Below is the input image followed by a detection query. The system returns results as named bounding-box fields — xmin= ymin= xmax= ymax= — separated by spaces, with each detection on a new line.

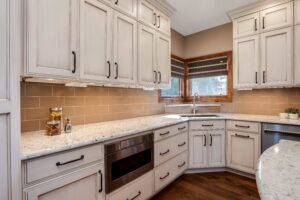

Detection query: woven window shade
xmin=171 ymin=58 xmax=185 ymax=78
xmin=188 ymin=56 xmax=228 ymax=79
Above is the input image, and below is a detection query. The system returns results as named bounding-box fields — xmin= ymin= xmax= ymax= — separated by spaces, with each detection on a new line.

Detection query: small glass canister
xmin=49 ymin=107 xmax=63 ymax=129
xmin=46 ymin=120 xmax=61 ymax=136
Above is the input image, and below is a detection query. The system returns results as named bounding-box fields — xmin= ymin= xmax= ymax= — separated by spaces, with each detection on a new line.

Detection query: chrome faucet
xmin=192 ymin=93 xmax=199 ymax=114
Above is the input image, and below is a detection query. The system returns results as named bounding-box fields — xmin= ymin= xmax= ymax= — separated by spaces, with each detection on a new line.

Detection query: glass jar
xmin=49 ymin=107 xmax=63 ymax=132
xmin=46 ymin=120 xmax=61 ymax=136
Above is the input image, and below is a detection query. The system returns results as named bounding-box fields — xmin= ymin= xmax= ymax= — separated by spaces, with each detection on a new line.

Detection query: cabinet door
xmin=296 ymin=0 xmax=300 ymax=25
xmin=208 ymin=131 xmax=225 ymax=167
xmin=295 ymin=25 xmax=300 ymax=86
xmin=138 ymin=24 xmax=157 ymax=87
xmin=234 ymin=35 xmax=260 ymax=88
xmin=233 ymin=12 xmax=259 ymax=38
xmin=261 ymin=27 xmax=292 ymax=87
xmin=156 ymin=11 xmax=171 ymax=36
xmin=113 ymin=11 xmax=137 ymax=84
xmin=26 ymin=0 xmax=78 ymax=78
xmin=189 ymin=131 xmax=208 ymax=168
xmin=113 ymin=0 xmax=137 ymax=18
xmin=226 ymin=131 xmax=260 ymax=174
xmin=80 ymin=0 xmax=112 ymax=82
xmin=138 ymin=0 xmax=156 ymax=28
xmin=25 ymin=163 xmax=104 ymax=200
xmin=260 ymin=2 xmax=293 ymax=32
xmin=156 ymin=33 xmax=171 ymax=88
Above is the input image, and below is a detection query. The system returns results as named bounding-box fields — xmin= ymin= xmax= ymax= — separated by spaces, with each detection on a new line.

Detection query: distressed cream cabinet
xmin=231 ymin=1 xmax=294 ymax=89
xmin=0 ymin=0 xmax=21 ymax=200
xmin=112 ymin=0 xmax=137 ymax=19
xmin=295 ymin=25 xmax=300 ymax=85
xmin=296 ymin=0 xmax=300 ymax=24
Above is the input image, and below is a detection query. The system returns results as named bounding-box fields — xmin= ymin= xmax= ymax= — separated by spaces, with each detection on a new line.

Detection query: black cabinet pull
xmin=107 ymin=61 xmax=111 ymax=79
xmin=160 ymin=149 xmax=170 ymax=156
xmin=56 ymin=155 xmax=84 ymax=166
xmin=235 ymin=134 xmax=250 ymax=139
xmin=72 ymin=51 xmax=76 ymax=74
xmin=115 ymin=0 xmax=118 ymax=5
xmin=98 ymin=170 xmax=103 ymax=193
xmin=235 ymin=124 xmax=250 ymax=129
xmin=263 ymin=71 xmax=266 ymax=83
xmin=204 ymin=135 xmax=206 ymax=146
xmin=160 ymin=131 xmax=170 ymax=136
xmin=160 ymin=172 xmax=170 ymax=180
xmin=254 ymin=19 xmax=258 ymax=31
xmin=202 ymin=124 xmax=214 ymax=127
xmin=115 ymin=62 xmax=118 ymax=79
xmin=158 ymin=71 xmax=161 ymax=84
xmin=153 ymin=13 xmax=157 ymax=26
xmin=158 ymin=15 xmax=161 ymax=28
xmin=127 ymin=191 xmax=141 ymax=200
xmin=210 ymin=135 xmax=212 ymax=146
xmin=262 ymin=17 xmax=265 ymax=29
xmin=178 ymin=142 xmax=186 ymax=147
xmin=153 ymin=70 xmax=157 ymax=83
xmin=178 ymin=161 xmax=186 ymax=168
xmin=178 ymin=126 xmax=186 ymax=131
xmin=255 ymin=72 xmax=258 ymax=84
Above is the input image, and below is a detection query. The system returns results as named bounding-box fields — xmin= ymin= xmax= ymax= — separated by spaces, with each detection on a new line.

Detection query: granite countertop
xmin=256 ymin=140 xmax=300 ymax=200
xmin=21 ymin=113 xmax=300 ymax=161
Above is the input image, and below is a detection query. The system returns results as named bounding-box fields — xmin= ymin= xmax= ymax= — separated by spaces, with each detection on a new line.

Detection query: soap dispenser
xmin=64 ymin=118 xmax=72 ymax=133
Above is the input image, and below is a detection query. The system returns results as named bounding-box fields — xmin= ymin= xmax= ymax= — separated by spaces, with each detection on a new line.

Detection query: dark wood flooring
xmin=151 ymin=172 xmax=260 ymax=200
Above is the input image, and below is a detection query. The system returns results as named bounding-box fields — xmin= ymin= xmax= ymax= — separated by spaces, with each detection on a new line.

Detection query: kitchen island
xmin=256 ymin=140 xmax=300 ymax=200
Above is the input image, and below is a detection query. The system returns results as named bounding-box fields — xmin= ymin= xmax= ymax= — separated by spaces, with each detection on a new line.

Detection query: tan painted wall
xmin=171 ymin=29 xmax=185 ymax=57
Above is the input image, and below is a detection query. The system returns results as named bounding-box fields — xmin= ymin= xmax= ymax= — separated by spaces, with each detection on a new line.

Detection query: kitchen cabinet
xmin=260 ymin=2 xmax=293 ymax=32
xmin=226 ymin=131 xmax=260 ymax=174
xmin=260 ymin=27 xmax=293 ymax=87
xmin=296 ymin=0 xmax=300 ymax=25
xmin=295 ymin=25 xmax=300 ymax=85
xmin=156 ymin=10 xmax=171 ymax=36
xmin=156 ymin=33 xmax=171 ymax=88
xmin=234 ymin=35 xmax=260 ymax=88
xmin=113 ymin=0 xmax=137 ymax=19
xmin=138 ymin=24 xmax=157 ymax=87
xmin=24 ymin=163 xmax=105 ymax=200
xmin=233 ymin=12 xmax=259 ymax=38
xmin=189 ymin=131 xmax=208 ymax=168
xmin=26 ymin=0 xmax=79 ymax=78
xmin=113 ymin=11 xmax=137 ymax=84
xmin=208 ymin=131 xmax=225 ymax=167
xmin=80 ymin=0 xmax=112 ymax=82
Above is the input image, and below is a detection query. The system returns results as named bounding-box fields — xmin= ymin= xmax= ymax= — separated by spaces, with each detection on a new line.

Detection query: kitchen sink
xmin=180 ymin=114 xmax=221 ymax=118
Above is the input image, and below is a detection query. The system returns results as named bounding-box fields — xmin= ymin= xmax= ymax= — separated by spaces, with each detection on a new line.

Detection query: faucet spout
xmin=192 ymin=93 xmax=199 ymax=114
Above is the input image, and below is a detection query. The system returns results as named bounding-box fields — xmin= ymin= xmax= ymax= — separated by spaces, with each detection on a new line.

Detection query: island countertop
xmin=256 ymin=140 xmax=300 ymax=200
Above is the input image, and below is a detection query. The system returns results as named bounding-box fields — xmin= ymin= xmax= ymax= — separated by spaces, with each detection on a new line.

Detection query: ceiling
xmin=165 ymin=0 xmax=258 ymax=36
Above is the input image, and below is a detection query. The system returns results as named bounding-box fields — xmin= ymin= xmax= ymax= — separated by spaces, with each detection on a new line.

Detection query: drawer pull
xmin=210 ymin=135 xmax=212 ymax=146
xmin=204 ymin=135 xmax=207 ymax=146
xmin=178 ymin=161 xmax=186 ymax=168
xmin=98 ymin=170 xmax=103 ymax=193
xmin=202 ymin=124 xmax=214 ymax=127
xmin=160 ymin=131 xmax=170 ymax=136
xmin=178 ymin=126 xmax=186 ymax=131
xmin=160 ymin=149 xmax=170 ymax=156
xmin=235 ymin=124 xmax=250 ymax=129
xmin=56 ymin=155 xmax=84 ymax=167
xmin=178 ymin=142 xmax=186 ymax=147
xmin=160 ymin=172 xmax=170 ymax=180
xmin=127 ymin=191 xmax=141 ymax=200
xmin=235 ymin=134 xmax=250 ymax=139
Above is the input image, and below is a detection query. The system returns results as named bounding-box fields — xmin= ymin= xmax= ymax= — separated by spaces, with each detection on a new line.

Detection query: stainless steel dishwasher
xmin=262 ymin=123 xmax=300 ymax=152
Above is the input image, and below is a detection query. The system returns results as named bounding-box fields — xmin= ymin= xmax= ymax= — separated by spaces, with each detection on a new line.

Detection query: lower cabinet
xmin=226 ymin=131 xmax=260 ymax=174
xmin=189 ymin=130 xmax=225 ymax=168
xmin=24 ymin=163 xmax=104 ymax=200
xmin=106 ymin=171 xmax=154 ymax=200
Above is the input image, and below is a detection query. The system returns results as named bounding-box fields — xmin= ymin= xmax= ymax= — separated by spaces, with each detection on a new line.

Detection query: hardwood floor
xmin=151 ymin=172 xmax=260 ymax=200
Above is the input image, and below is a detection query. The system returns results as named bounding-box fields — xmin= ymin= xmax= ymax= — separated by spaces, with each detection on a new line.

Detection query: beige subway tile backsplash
xmin=21 ymin=82 xmax=165 ymax=132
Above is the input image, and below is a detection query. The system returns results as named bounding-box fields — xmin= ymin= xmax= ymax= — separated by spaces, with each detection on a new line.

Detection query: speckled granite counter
xmin=256 ymin=140 xmax=300 ymax=200
xmin=21 ymin=113 xmax=300 ymax=160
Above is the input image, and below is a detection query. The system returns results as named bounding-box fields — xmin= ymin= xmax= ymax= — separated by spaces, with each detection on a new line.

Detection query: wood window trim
xmin=159 ymin=51 xmax=233 ymax=103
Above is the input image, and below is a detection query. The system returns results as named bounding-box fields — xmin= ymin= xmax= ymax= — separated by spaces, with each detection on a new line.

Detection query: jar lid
xmin=46 ymin=120 xmax=60 ymax=125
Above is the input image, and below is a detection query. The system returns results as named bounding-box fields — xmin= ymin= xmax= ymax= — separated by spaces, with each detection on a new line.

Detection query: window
xmin=190 ymin=75 xmax=227 ymax=96
xmin=161 ymin=77 xmax=182 ymax=97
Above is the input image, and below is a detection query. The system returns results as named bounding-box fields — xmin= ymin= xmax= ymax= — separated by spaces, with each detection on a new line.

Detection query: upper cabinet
xmin=233 ymin=13 xmax=259 ymax=38
xmin=294 ymin=25 xmax=300 ymax=85
xmin=26 ymin=0 xmax=79 ymax=78
xmin=80 ymin=0 xmax=112 ymax=82
xmin=156 ymin=10 xmax=171 ymax=36
xmin=260 ymin=2 xmax=293 ymax=32
xmin=156 ymin=33 xmax=171 ymax=88
xmin=296 ymin=0 xmax=300 ymax=24
xmin=113 ymin=0 xmax=137 ymax=18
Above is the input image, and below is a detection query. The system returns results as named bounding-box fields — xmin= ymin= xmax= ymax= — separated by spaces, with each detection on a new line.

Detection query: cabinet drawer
xmin=154 ymin=151 xmax=188 ymax=192
xmin=154 ymin=132 xmax=188 ymax=167
xmin=226 ymin=120 xmax=260 ymax=133
xmin=154 ymin=122 xmax=188 ymax=141
xmin=189 ymin=120 xmax=225 ymax=130
xmin=24 ymin=144 xmax=103 ymax=184
xmin=107 ymin=171 xmax=154 ymax=200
